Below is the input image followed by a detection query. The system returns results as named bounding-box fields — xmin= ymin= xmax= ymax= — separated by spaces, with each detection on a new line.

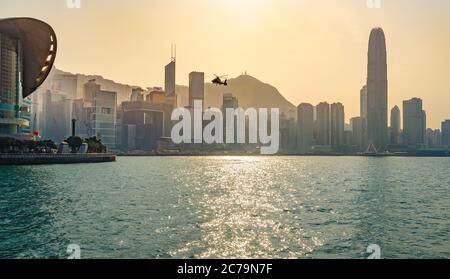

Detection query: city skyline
xmin=2 ymin=0 xmax=450 ymax=128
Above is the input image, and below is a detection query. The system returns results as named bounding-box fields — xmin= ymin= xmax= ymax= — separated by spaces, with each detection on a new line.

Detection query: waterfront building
xmin=222 ymin=93 xmax=239 ymax=110
xmin=330 ymin=103 xmax=345 ymax=151
xmin=164 ymin=55 xmax=177 ymax=108
xmin=41 ymin=90 xmax=73 ymax=142
xmin=0 ymin=18 xmax=56 ymax=137
xmin=442 ymin=120 xmax=450 ymax=148
xmin=189 ymin=72 xmax=204 ymax=108
xmin=403 ymin=98 xmax=426 ymax=149
xmin=390 ymin=105 xmax=401 ymax=146
xmin=297 ymin=103 xmax=314 ymax=154
xmin=222 ymin=93 xmax=239 ymax=146
xmin=350 ymin=117 xmax=365 ymax=151
xmin=315 ymin=102 xmax=330 ymax=146
xmin=71 ymin=81 xmax=117 ymax=149
xmin=165 ymin=60 xmax=176 ymax=97
xmin=426 ymin=129 xmax=442 ymax=148
xmin=366 ymin=28 xmax=388 ymax=151
xmin=121 ymin=88 xmax=174 ymax=151
xmin=92 ymin=90 xmax=117 ymax=149
xmin=360 ymin=85 xmax=367 ymax=120
xmin=280 ymin=114 xmax=296 ymax=152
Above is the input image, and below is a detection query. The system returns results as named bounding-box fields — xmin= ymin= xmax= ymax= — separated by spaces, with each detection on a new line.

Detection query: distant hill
xmin=51 ymin=68 xmax=134 ymax=103
xmin=45 ymin=68 xmax=296 ymax=118
xmin=176 ymin=75 xmax=296 ymax=118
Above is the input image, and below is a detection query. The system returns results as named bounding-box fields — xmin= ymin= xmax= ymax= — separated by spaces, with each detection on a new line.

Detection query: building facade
xmin=442 ymin=120 xmax=450 ymax=148
xmin=0 ymin=32 xmax=25 ymax=135
xmin=297 ymin=103 xmax=314 ymax=154
xmin=360 ymin=85 xmax=367 ymax=120
xmin=390 ymin=105 xmax=401 ymax=145
xmin=189 ymin=72 xmax=204 ymax=108
xmin=351 ymin=117 xmax=365 ymax=151
xmin=165 ymin=61 xmax=176 ymax=97
xmin=330 ymin=103 xmax=345 ymax=151
xmin=92 ymin=90 xmax=117 ymax=148
xmin=403 ymin=98 xmax=426 ymax=149
xmin=315 ymin=102 xmax=330 ymax=146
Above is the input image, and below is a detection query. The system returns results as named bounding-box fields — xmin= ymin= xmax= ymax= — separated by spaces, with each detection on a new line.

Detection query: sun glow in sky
xmin=2 ymin=0 xmax=450 ymax=128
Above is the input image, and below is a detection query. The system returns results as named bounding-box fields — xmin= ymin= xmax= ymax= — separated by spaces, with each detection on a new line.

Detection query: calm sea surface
xmin=0 ymin=157 xmax=449 ymax=259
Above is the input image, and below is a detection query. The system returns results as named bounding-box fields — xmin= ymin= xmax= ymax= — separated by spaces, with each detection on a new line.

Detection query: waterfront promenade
xmin=0 ymin=153 xmax=116 ymax=165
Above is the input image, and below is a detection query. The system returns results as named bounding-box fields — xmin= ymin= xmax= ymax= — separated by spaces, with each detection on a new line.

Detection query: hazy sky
xmin=2 ymin=0 xmax=450 ymax=128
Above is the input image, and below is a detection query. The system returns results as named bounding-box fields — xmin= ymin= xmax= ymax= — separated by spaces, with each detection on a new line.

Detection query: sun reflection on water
xmin=170 ymin=157 xmax=325 ymax=258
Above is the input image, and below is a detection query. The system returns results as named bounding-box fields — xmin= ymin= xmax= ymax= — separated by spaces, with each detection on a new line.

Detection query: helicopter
xmin=211 ymin=74 xmax=228 ymax=86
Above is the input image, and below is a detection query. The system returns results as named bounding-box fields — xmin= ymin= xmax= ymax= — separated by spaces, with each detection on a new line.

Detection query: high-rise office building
xmin=297 ymin=103 xmax=314 ymax=154
xmin=426 ymin=129 xmax=441 ymax=148
xmin=403 ymin=98 xmax=426 ymax=149
xmin=315 ymin=102 xmax=330 ymax=146
xmin=366 ymin=28 xmax=388 ymax=151
xmin=280 ymin=114 xmax=297 ymax=152
xmin=350 ymin=117 xmax=365 ymax=150
xmin=222 ymin=93 xmax=238 ymax=110
xmin=91 ymin=90 xmax=117 ymax=149
xmin=330 ymin=103 xmax=345 ymax=151
xmin=42 ymin=90 xmax=73 ymax=143
xmin=83 ymin=79 xmax=101 ymax=104
xmin=78 ymin=81 xmax=117 ymax=149
xmin=165 ymin=61 xmax=176 ymax=97
xmin=222 ymin=93 xmax=239 ymax=145
xmin=189 ymin=72 xmax=204 ymax=108
xmin=441 ymin=120 xmax=450 ymax=148
xmin=165 ymin=55 xmax=177 ymax=107
xmin=360 ymin=85 xmax=367 ymax=120
xmin=390 ymin=105 xmax=401 ymax=145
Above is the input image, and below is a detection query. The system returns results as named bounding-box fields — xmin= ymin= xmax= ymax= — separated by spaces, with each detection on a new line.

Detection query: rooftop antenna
xmin=171 ymin=43 xmax=176 ymax=62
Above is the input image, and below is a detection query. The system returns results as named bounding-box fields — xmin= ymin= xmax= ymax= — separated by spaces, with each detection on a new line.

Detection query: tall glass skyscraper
xmin=366 ymin=28 xmax=388 ymax=152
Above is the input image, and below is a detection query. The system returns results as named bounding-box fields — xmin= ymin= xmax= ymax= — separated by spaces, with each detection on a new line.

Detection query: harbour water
xmin=0 ymin=157 xmax=449 ymax=259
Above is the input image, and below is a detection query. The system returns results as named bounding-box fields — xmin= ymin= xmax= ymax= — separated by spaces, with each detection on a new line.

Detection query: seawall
xmin=0 ymin=153 xmax=116 ymax=165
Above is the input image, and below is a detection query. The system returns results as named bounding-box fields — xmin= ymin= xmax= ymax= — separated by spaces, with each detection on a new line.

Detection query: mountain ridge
xmin=49 ymin=68 xmax=296 ymax=117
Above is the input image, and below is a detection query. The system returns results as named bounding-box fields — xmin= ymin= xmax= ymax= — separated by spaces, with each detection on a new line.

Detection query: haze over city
xmin=1 ymin=0 xmax=450 ymax=263
xmin=2 ymin=0 xmax=450 ymax=128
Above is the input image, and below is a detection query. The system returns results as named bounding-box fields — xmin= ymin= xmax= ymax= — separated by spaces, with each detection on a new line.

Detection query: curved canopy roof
xmin=0 ymin=18 xmax=57 ymax=98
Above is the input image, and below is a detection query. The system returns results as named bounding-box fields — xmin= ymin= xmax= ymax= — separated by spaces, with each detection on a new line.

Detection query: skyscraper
xmin=360 ymin=85 xmax=367 ymax=120
xmin=189 ymin=72 xmax=204 ymax=108
xmin=441 ymin=120 xmax=450 ymax=148
xmin=330 ymin=103 xmax=345 ymax=151
xmin=366 ymin=28 xmax=388 ymax=151
xmin=350 ymin=117 xmax=365 ymax=150
xmin=403 ymin=98 xmax=426 ymax=149
xmin=297 ymin=103 xmax=314 ymax=154
xmin=390 ymin=105 xmax=401 ymax=145
xmin=426 ymin=129 xmax=441 ymax=148
xmin=222 ymin=93 xmax=239 ymax=145
xmin=80 ymin=81 xmax=117 ymax=149
xmin=315 ymin=102 xmax=330 ymax=146
xmin=165 ymin=61 xmax=176 ymax=97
